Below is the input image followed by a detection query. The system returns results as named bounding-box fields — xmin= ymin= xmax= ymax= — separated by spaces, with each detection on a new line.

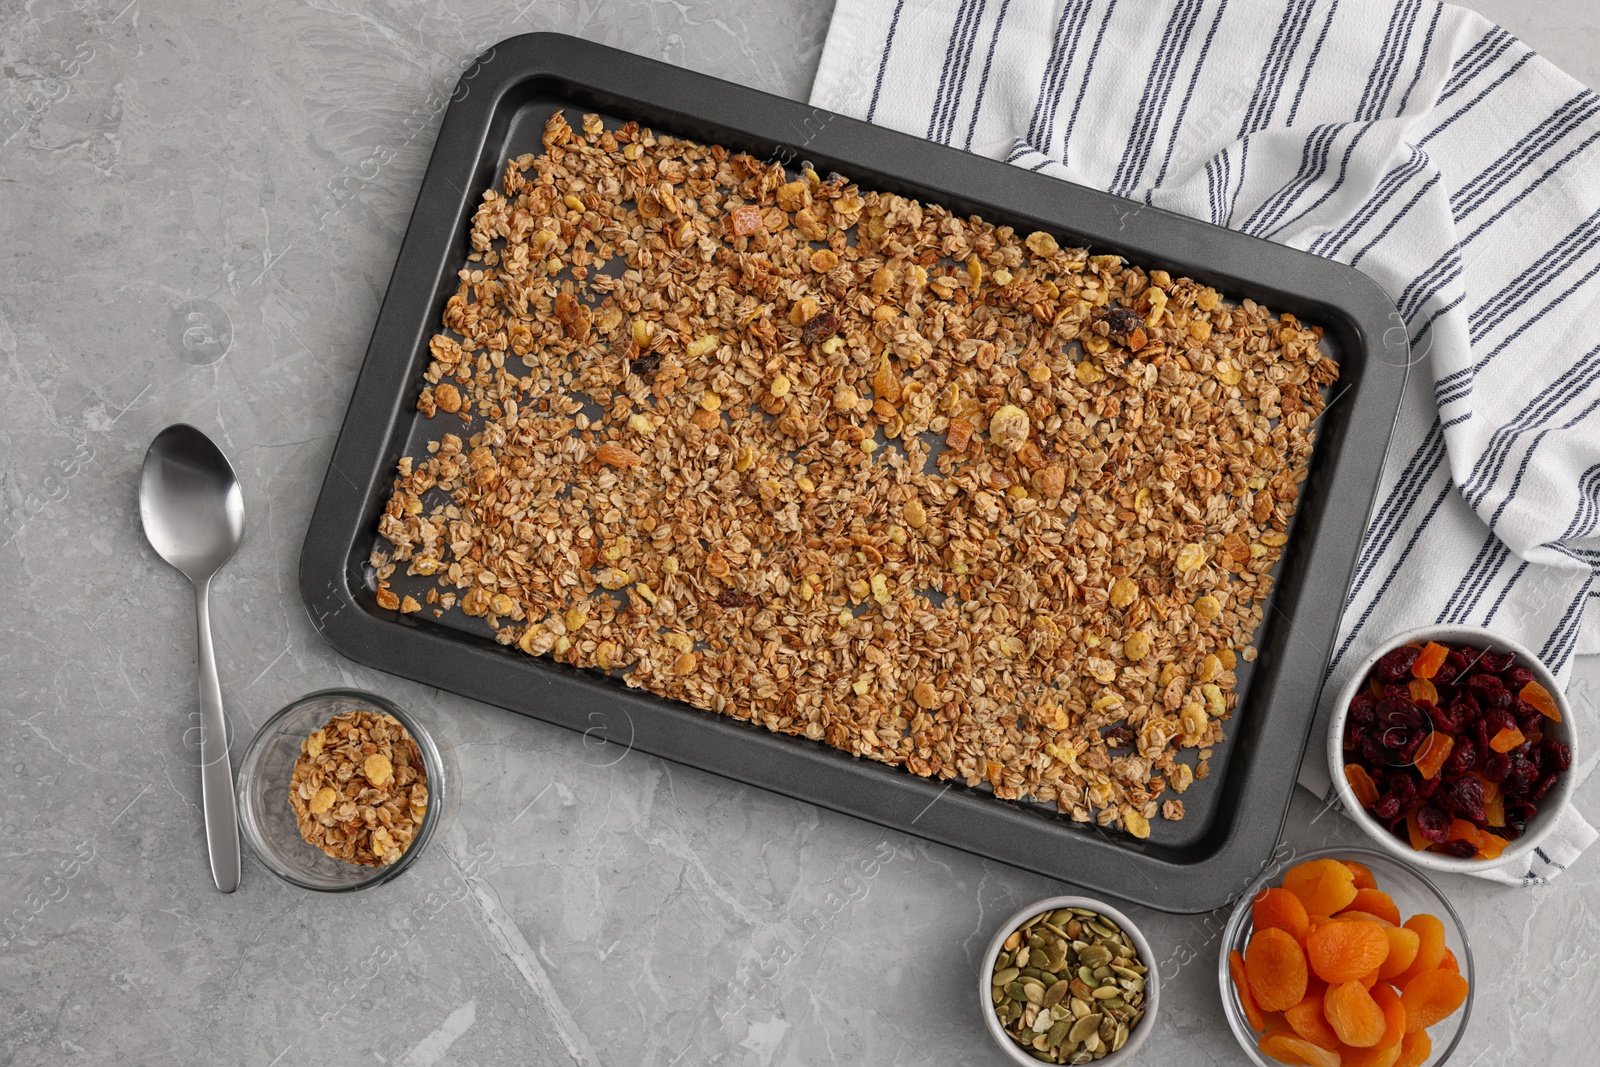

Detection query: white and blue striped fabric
xmin=812 ymin=0 xmax=1598 ymax=883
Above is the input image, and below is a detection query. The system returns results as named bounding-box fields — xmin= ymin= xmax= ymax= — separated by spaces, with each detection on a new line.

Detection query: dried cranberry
xmin=1502 ymin=814 xmax=1525 ymax=840
xmin=1372 ymin=794 xmax=1403 ymax=821
xmin=1507 ymin=666 xmax=1535 ymax=688
xmin=1415 ymin=806 xmax=1451 ymax=843
xmin=1486 ymin=687 xmax=1512 ymax=709
xmin=1381 ymin=682 xmax=1413 ymax=701
xmin=1395 ymin=732 xmax=1427 ymax=764
xmin=1530 ymin=773 xmax=1560 ymax=803
xmin=1444 ymin=736 xmax=1477 ymax=778
xmin=1374 ymin=646 xmax=1421 ymax=682
xmin=1467 ymin=672 xmax=1503 ymax=696
xmin=1504 ymin=757 xmax=1539 ymax=795
xmin=1480 ymin=650 xmax=1517 ymax=672
xmin=1513 ymin=703 xmax=1545 ymax=734
xmin=1439 ymin=776 xmax=1485 ymax=822
xmin=1360 ymin=736 xmax=1390 ymax=767
xmin=1430 ymin=839 xmax=1479 ymax=858
xmin=800 ymin=309 xmax=839 ymax=345
xmin=1471 ymin=717 xmax=1492 ymax=755
xmin=1508 ymin=799 xmax=1539 ymax=823
xmin=1441 ymin=650 xmax=1470 ymax=682
xmin=1344 ymin=719 xmax=1364 ymax=751
xmin=1388 ymin=773 xmax=1420 ymax=811
xmin=1481 ymin=750 xmax=1511 ymax=783
xmin=1417 ymin=772 xmax=1442 ymax=799
xmin=1483 ymin=706 xmax=1516 ymax=736
xmin=1349 ymin=693 xmax=1377 ymax=725
xmin=1546 ymin=741 xmax=1573 ymax=772
xmin=1433 ymin=695 xmax=1472 ymax=732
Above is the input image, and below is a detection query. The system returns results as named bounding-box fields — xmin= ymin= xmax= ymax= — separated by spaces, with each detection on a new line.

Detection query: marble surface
xmin=3 ymin=1 xmax=1598 ymax=1064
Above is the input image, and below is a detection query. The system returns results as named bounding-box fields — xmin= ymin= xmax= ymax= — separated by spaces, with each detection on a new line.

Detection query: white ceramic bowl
xmin=978 ymin=896 xmax=1159 ymax=1066
xmin=1327 ymin=624 xmax=1578 ymax=874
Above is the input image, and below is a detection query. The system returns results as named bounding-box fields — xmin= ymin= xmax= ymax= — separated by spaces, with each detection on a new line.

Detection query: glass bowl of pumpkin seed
xmin=979 ymin=896 xmax=1158 ymax=1065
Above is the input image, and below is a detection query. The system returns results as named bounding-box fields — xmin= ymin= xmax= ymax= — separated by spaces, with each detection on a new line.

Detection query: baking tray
xmin=299 ymin=32 xmax=1407 ymax=913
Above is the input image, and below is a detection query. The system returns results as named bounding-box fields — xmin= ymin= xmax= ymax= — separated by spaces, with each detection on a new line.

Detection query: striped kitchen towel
xmin=811 ymin=0 xmax=1598 ymax=884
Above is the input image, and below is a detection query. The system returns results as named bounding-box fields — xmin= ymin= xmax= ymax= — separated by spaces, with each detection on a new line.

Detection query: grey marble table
xmin=3 ymin=1 xmax=1598 ymax=1064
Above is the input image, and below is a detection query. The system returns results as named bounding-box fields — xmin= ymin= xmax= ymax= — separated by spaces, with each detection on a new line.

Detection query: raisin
xmin=716 ymin=589 xmax=759 ymax=608
xmin=1375 ymin=646 xmax=1421 ymax=682
xmin=630 ymin=350 xmax=664 ymax=381
xmin=1104 ymin=307 xmax=1146 ymax=346
xmin=800 ymin=309 xmax=838 ymax=345
xmin=1415 ymin=806 xmax=1450 ymax=843
xmin=1103 ymin=725 xmax=1135 ymax=749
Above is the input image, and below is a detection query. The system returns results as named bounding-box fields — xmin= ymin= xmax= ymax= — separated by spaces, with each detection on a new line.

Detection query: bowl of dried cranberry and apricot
xmin=1328 ymin=625 xmax=1578 ymax=873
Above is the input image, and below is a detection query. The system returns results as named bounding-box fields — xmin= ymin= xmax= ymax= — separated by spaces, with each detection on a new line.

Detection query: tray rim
xmin=298 ymin=31 xmax=1408 ymax=913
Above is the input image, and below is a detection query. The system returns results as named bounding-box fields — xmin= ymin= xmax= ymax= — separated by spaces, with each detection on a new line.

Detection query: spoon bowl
xmin=139 ymin=425 xmax=245 ymax=581
xmin=139 ymin=423 xmax=246 ymax=893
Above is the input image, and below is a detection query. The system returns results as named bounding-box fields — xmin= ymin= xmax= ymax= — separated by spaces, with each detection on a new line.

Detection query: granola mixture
xmin=373 ymin=111 xmax=1335 ymax=837
xmin=289 ymin=710 xmax=429 ymax=866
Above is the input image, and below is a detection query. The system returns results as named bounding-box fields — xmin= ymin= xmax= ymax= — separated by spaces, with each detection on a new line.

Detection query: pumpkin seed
xmin=1068 ymin=1014 xmax=1101 ymax=1043
xmin=1109 ymin=964 xmax=1140 ymax=981
xmin=1069 ymin=1053 xmax=1093 ymax=1066
xmin=1023 ymin=981 xmax=1046 ymax=1005
xmin=1031 ymin=1008 xmax=1054 ymax=1033
xmin=1046 ymin=1019 xmax=1071 ymax=1049
xmin=1083 ymin=1031 xmax=1102 ymax=1054
xmin=1112 ymin=1022 xmax=1128 ymax=1052
xmin=1079 ymin=944 xmax=1112 ymax=969
xmin=993 ymin=967 xmax=1020 ymax=986
xmin=1006 ymin=982 xmax=1028 ymax=1001
xmin=1091 ymin=986 xmax=1120 ymax=1000
xmin=1043 ymin=979 xmax=1069 ymax=1007
xmin=1070 ymin=997 xmax=1091 ymax=1018
xmin=1015 ymin=946 xmax=1031 ymax=968
xmin=1020 ymin=967 xmax=1045 ymax=981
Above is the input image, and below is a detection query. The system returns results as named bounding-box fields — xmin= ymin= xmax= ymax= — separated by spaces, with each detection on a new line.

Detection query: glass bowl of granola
xmin=236 ymin=689 xmax=446 ymax=892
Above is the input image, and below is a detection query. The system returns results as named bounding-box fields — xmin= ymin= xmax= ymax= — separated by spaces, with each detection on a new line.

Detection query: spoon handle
xmin=194 ymin=579 xmax=241 ymax=893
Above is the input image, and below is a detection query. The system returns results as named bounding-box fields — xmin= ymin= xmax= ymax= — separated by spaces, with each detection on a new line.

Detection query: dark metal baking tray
xmin=299 ymin=32 xmax=1406 ymax=913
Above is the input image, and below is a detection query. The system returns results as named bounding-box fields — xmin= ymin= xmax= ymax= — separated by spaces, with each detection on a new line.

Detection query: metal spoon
xmin=139 ymin=424 xmax=244 ymax=893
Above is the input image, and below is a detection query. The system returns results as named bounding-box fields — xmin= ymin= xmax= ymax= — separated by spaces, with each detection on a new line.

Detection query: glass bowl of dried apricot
xmin=1221 ymin=848 xmax=1473 ymax=1067
xmin=1327 ymin=625 xmax=1578 ymax=874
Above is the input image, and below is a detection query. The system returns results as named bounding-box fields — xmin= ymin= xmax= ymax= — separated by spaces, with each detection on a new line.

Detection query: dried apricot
xmin=1341 ymin=888 xmax=1401 ymax=926
xmin=1307 ymin=919 xmax=1390 ymax=983
xmin=1438 ymin=948 xmax=1459 ymax=973
xmin=1370 ymin=982 xmax=1406 ymax=1048
xmin=1325 ymin=979 xmax=1387 ymax=1047
xmin=1345 ymin=764 xmax=1380 ymax=808
xmin=1376 ymin=927 xmax=1421 ymax=980
xmin=1231 ymin=949 xmax=1267 ymax=1031
xmin=1247 ymin=928 xmax=1311 ymax=1012
xmin=1407 ymin=677 xmax=1438 ymax=706
xmin=1404 ymin=809 xmax=1429 ymax=851
xmin=1476 ymin=833 xmax=1508 ymax=860
xmin=1519 ymin=679 xmax=1561 ymax=721
xmin=1401 ymin=968 xmax=1469 ymax=1032
xmin=1394 ymin=1030 xmax=1431 ymax=1067
xmin=1411 ymin=641 xmax=1448 ymax=679
xmin=1259 ymin=1031 xmax=1342 ymax=1067
xmin=1335 ymin=910 xmax=1396 ymax=929
xmin=1283 ymin=994 xmax=1341 ymax=1050
xmin=1253 ymin=887 xmax=1311 ymax=942
xmin=1413 ymin=732 xmax=1452 ymax=780
xmin=1395 ymin=914 xmax=1446 ymax=985
xmin=1283 ymin=858 xmax=1359 ymax=916
xmin=1343 ymin=860 xmax=1379 ymax=890
xmin=1340 ymin=1042 xmax=1402 ymax=1067
xmin=1490 ymin=725 xmax=1525 ymax=753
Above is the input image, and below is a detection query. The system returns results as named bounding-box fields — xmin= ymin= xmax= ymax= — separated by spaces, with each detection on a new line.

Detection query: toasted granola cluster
xmin=289 ymin=710 xmax=428 ymax=866
xmin=373 ymin=111 xmax=1335 ymax=836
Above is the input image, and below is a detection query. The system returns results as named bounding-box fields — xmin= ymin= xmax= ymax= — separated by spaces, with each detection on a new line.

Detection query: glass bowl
xmin=1219 ymin=847 xmax=1474 ymax=1065
xmin=979 ymin=895 xmax=1159 ymax=1066
xmin=236 ymin=688 xmax=446 ymax=892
